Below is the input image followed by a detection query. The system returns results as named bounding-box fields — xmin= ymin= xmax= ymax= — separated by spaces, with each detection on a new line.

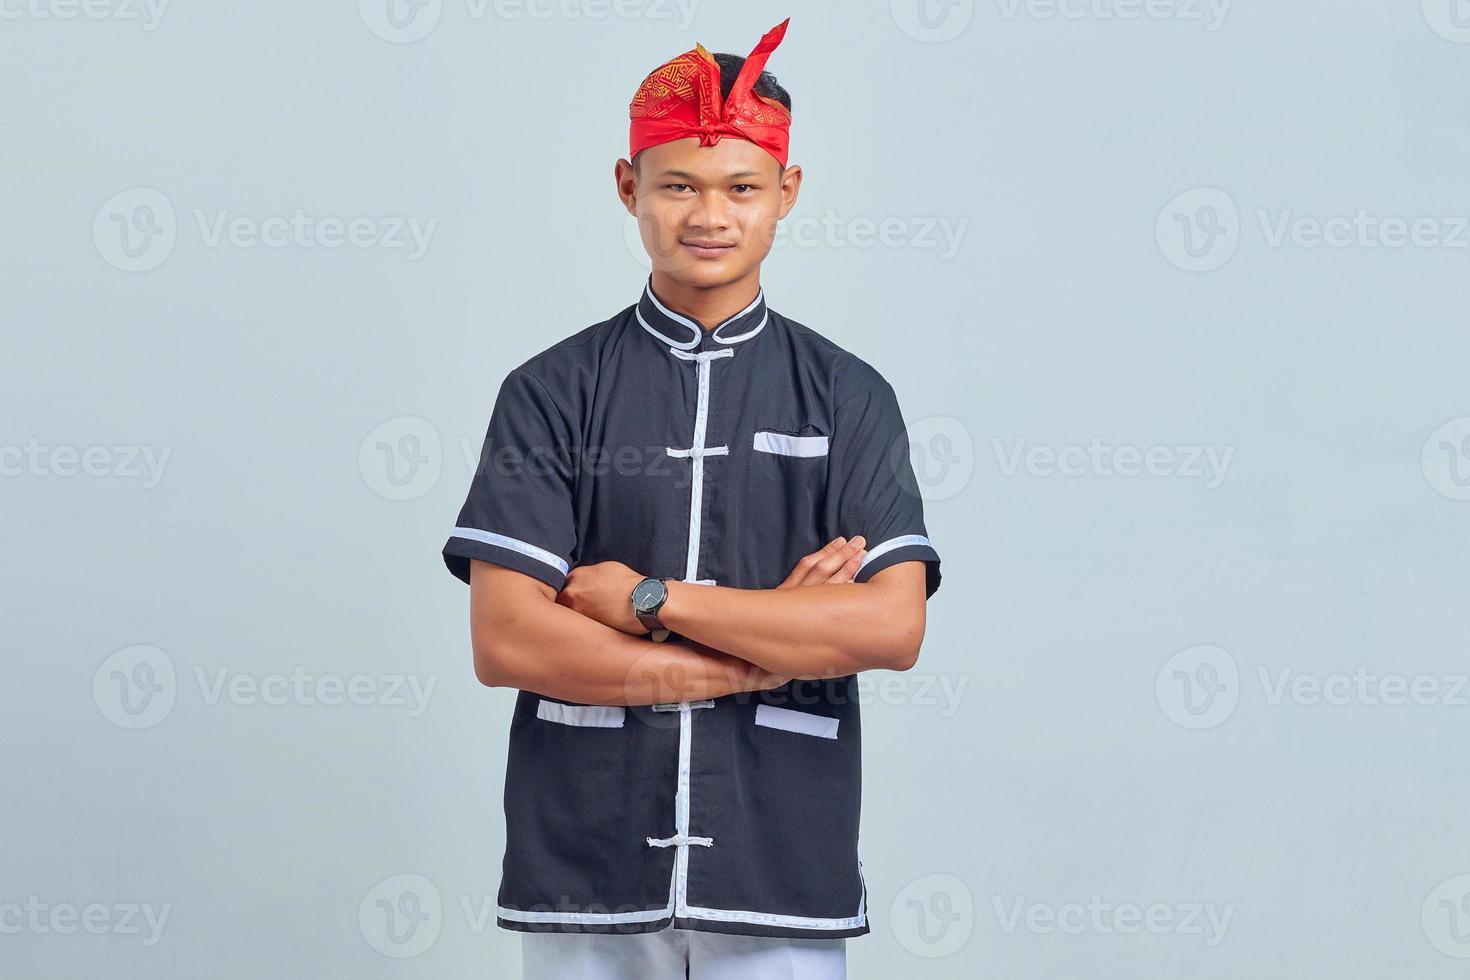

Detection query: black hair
xmin=712 ymin=51 xmax=792 ymax=114
xmin=631 ymin=51 xmax=792 ymax=173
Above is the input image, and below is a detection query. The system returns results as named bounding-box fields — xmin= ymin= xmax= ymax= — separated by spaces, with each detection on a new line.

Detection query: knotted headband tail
xmin=724 ymin=18 xmax=790 ymax=117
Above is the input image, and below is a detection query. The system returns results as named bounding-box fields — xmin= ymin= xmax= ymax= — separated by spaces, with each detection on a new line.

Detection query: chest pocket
xmin=747 ymin=421 xmax=830 ymax=553
xmin=753 ymin=429 xmax=829 ymax=458
xmin=752 ymin=418 xmax=831 ymax=458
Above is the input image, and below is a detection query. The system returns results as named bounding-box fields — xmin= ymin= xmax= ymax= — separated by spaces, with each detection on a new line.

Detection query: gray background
xmin=4 ymin=0 xmax=1470 ymax=977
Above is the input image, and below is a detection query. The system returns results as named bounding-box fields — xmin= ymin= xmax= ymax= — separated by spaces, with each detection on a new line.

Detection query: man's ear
xmin=615 ymin=158 xmax=639 ymax=216
xmin=778 ymin=163 xmax=803 ymax=219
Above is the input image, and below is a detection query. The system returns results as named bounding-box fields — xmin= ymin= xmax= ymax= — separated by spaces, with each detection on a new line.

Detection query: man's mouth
xmin=680 ymin=239 xmax=736 ymax=256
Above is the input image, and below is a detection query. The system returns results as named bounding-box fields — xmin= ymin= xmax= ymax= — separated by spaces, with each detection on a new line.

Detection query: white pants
xmin=520 ymin=926 xmax=846 ymax=979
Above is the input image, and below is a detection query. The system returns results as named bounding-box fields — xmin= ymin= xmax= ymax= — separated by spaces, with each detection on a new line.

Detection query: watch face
xmin=632 ymin=579 xmax=665 ymax=611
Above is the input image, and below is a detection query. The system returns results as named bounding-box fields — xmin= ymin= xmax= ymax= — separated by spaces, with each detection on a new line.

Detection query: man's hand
xmin=777 ymin=535 xmax=867 ymax=589
xmin=556 ymin=560 xmax=648 ymax=636
xmin=556 ymin=536 xmax=868 ymax=636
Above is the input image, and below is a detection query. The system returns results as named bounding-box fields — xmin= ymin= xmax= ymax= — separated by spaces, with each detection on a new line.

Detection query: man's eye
xmin=666 ymin=183 xmax=690 ymax=192
xmin=732 ymin=185 xmax=755 ymax=193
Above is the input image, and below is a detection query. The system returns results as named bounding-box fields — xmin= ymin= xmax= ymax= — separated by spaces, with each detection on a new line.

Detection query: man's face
xmin=620 ymin=137 xmax=800 ymax=288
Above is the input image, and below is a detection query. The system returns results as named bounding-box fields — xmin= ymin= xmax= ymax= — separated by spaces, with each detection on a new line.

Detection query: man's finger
xmin=829 ymin=548 xmax=866 ymax=584
xmin=809 ymin=534 xmax=865 ymax=580
xmin=804 ymin=535 xmax=859 ymax=578
xmin=778 ymin=536 xmax=846 ymax=588
xmin=795 ymin=539 xmax=858 ymax=587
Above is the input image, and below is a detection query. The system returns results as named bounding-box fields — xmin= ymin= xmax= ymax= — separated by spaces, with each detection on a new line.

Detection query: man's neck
xmin=649 ymin=270 xmax=761 ymax=332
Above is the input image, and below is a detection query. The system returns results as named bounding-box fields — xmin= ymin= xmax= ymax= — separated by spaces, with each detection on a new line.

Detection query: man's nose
xmin=688 ymin=192 xmax=732 ymax=231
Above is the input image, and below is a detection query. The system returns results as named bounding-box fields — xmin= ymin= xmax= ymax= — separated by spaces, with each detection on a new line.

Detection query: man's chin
xmin=654 ymin=257 xmax=749 ymax=289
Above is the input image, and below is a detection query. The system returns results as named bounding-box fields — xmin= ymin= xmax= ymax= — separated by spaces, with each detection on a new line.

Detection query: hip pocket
xmin=536 ymin=699 xmax=626 ymax=728
xmin=754 ymin=703 xmax=839 ymax=739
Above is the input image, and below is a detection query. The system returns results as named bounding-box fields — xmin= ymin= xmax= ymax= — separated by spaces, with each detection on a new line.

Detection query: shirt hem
xmin=495 ymin=913 xmax=870 ymax=941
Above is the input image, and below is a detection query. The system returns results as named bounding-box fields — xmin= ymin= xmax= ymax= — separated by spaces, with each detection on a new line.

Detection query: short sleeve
xmin=827 ymin=371 xmax=942 ymax=599
xmin=442 ymin=369 xmax=577 ymax=591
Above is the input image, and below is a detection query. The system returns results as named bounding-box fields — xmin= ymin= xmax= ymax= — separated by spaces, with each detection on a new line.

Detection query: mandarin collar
xmin=634 ymin=275 xmax=770 ymax=354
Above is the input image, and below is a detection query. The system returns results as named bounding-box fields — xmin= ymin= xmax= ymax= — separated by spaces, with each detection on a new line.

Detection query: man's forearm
xmin=479 ymin=594 xmax=775 ymax=706
xmin=657 ymin=573 xmax=922 ymax=678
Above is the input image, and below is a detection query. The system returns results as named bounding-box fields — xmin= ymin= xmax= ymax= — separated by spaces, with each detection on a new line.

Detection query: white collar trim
xmin=636 ymin=282 xmax=769 ymax=351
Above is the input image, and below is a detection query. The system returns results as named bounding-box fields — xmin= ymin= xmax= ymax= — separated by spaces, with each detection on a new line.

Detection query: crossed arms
xmin=468 ymin=535 xmax=928 ymax=707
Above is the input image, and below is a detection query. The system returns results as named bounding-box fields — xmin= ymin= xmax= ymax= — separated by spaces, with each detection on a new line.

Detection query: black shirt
xmin=442 ymin=275 xmax=942 ymax=939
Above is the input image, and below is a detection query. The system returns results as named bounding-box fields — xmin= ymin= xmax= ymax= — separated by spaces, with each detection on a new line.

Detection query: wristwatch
xmin=631 ymin=576 xmax=672 ymax=633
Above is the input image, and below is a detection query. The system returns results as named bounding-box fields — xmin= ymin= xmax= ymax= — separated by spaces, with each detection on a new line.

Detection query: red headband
xmin=628 ymin=18 xmax=792 ymax=169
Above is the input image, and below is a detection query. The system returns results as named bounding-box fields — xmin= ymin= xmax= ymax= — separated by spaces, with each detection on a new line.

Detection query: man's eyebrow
xmin=654 ymin=169 xmax=765 ymax=181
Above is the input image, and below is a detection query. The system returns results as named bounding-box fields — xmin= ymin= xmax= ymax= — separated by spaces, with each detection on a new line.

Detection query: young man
xmin=442 ymin=18 xmax=942 ymax=979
